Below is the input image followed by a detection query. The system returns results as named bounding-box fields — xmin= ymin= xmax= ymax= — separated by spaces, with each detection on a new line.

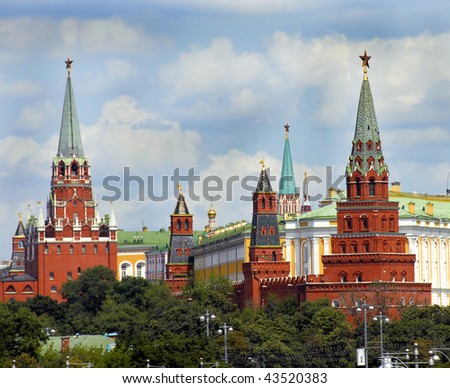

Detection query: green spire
xmin=57 ymin=58 xmax=85 ymax=158
xmin=347 ymin=51 xmax=387 ymax=176
xmin=278 ymin=123 xmax=296 ymax=195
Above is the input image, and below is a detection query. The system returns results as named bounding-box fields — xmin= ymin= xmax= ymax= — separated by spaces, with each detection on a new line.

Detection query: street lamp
xmin=199 ymin=310 xmax=216 ymax=337
xmin=356 ymin=302 xmax=374 ymax=368
xmin=428 ymin=348 xmax=450 ymax=366
xmin=217 ymin=323 xmax=233 ymax=364
xmin=373 ymin=314 xmax=389 ymax=364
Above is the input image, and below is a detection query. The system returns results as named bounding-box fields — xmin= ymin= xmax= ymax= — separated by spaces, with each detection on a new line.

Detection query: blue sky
xmin=1 ymin=1 xmax=450 ymax=257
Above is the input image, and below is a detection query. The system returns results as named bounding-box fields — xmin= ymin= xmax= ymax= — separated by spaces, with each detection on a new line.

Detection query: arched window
xmin=51 ymin=286 xmax=57 ymax=293
xmin=82 ymin=245 xmax=86 ymax=254
xmin=69 ymin=245 xmax=74 ymax=254
xmin=57 ymin=245 xmax=61 ymax=254
xmin=332 ymin=299 xmax=340 ymax=308
xmin=360 ymin=215 xmax=369 ymax=231
xmin=121 ymin=263 xmax=131 ymax=279
xmin=184 ymin=220 xmax=189 ymax=230
xmin=49 ymin=272 xmax=54 ymax=280
xmin=261 ymin=227 xmax=266 ymax=236
xmin=77 ymin=267 xmax=82 ymax=275
xmin=261 ymin=198 xmax=266 ymax=209
xmin=356 ymin=179 xmax=361 ymax=196
xmin=44 ymin=245 xmax=49 ymax=254
xmin=176 ymin=220 xmax=181 ymax=230
xmin=272 ymin=251 xmax=277 ymax=261
xmin=94 ymin=245 xmax=98 ymax=254
xmin=67 ymin=272 xmax=72 ymax=280
xmin=136 ymin=262 xmax=145 ymax=278
xmin=18 ymin=241 xmax=24 ymax=249
xmin=369 ymin=179 xmax=375 ymax=196
xmin=59 ymin=162 xmax=65 ymax=176
xmin=71 ymin=162 xmax=78 ymax=176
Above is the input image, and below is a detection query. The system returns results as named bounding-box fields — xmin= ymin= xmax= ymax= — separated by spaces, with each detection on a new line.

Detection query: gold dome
xmin=208 ymin=207 xmax=216 ymax=218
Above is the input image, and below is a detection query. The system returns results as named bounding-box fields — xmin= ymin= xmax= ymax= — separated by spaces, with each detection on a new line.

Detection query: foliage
xmin=1 ymin=269 xmax=450 ymax=368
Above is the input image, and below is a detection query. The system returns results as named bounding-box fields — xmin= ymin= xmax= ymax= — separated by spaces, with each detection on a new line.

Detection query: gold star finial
xmin=65 ymin=57 xmax=73 ymax=76
xmin=176 ymin=183 xmax=183 ymax=193
xmin=259 ymin=159 xmax=265 ymax=171
xmin=284 ymin=123 xmax=290 ymax=139
xmin=359 ymin=50 xmax=371 ymax=80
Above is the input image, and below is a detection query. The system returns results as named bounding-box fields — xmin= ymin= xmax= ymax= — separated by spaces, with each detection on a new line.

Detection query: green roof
xmin=279 ymin=136 xmax=297 ymax=195
xmin=297 ymin=191 xmax=450 ymax=221
xmin=42 ymin=335 xmax=115 ymax=353
xmin=118 ymin=229 xmax=204 ymax=248
xmin=199 ymin=222 xmax=252 ymax=244
xmin=298 ymin=202 xmax=337 ymax=220
xmin=57 ymin=74 xmax=85 ymax=158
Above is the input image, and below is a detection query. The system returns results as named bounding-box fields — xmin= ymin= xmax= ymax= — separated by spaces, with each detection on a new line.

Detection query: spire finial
xmin=176 ymin=183 xmax=183 ymax=194
xmin=359 ymin=50 xmax=371 ymax=80
xmin=65 ymin=57 xmax=73 ymax=76
xmin=284 ymin=123 xmax=290 ymax=139
xmin=259 ymin=159 xmax=265 ymax=171
xmin=17 ymin=212 xmax=22 ymax=222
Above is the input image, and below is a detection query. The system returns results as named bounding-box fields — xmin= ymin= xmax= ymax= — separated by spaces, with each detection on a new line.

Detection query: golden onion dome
xmin=207 ymin=207 xmax=216 ymax=218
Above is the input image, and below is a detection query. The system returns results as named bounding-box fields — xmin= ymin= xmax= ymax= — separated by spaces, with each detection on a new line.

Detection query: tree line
xmin=1 ymin=265 xmax=449 ymax=368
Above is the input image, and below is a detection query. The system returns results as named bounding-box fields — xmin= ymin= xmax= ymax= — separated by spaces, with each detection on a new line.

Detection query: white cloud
xmin=17 ymin=100 xmax=52 ymax=131
xmin=83 ymin=95 xmax=203 ymax=174
xmin=160 ymin=38 xmax=266 ymax=97
xmin=0 ymin=17 xmax=159 ymax=55
xmin=0 ymin=77 xmax=41 ymax=97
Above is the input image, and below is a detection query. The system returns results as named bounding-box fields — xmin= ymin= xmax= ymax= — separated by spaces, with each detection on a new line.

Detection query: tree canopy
xmin=0 ymin=267 xmax=449 ymax=368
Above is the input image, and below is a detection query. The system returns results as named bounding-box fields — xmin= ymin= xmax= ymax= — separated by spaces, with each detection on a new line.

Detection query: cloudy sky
xmin=1 ymin=1 xmax=450 ymax=257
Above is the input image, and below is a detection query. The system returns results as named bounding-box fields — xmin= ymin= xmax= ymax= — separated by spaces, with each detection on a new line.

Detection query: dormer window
xmin=59 ymin=162 xmax=65 ymax=177
xmin=71 ymin=162 xmax=78 ymax=176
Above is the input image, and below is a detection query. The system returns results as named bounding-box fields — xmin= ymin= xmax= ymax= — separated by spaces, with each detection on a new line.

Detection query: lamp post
xmin=199 ymin=310 xmax=216 ymax=337
xmin=373 ymin=314 xmax=389 ymax=364
xmin=356 ymin=302 xmax=374 ymax=368
xmin=217 ymin=323 xmax=233 ymax=364
xmin=428 ymin=348 xmax=450 ymax=366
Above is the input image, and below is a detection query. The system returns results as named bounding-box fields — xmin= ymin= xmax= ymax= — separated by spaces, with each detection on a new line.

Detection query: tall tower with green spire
xmin=346 ymin=50 xmax=389 ymax=201
xmin=24 ymin=58 xmax=117 ymax=301
xmin=278 ymin=123 xmax=300 ymax=217
xmin=322 ymin=51 xmax=418 ymax=288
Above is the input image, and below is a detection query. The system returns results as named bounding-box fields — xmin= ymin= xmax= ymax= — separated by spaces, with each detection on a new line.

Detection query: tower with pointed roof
xmin=315 ymin=52 xmax=430 ymax=310
xmin=23 ymin=58 xmax=117 ymax=301
xmin=166 ymin=185 xmax=194 ymax=292
xmin=242 ymin=162 xmax=289 ymax=306
xmin=278 ymin=123 xmax=301 ymax=217
xmin=9 ymin=214 xmax=26 ymax=276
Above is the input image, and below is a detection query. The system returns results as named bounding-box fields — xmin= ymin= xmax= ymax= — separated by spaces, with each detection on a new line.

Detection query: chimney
xmin=60 ymin=336 xmax=70 ymax=353
xmin=426 ymin=202 xmax=434 ymax=216
xmin=391 ymin=181 xmax=401 ymax=193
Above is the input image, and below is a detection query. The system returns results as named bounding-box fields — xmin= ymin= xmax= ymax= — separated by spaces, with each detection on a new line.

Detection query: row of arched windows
xmin=260 ymin=226 xmax=276 ymax=236
xmin=57 ymin=160 xmax=89 ymax=178
xmin=44 ymin=244 xmax=106 ymax=254
xmin=176 ymin=219 xmax=190 ymax=231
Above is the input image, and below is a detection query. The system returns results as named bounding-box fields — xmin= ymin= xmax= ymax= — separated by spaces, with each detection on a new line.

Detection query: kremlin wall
xmin=2 ymin=53 xmax=448 ymax=314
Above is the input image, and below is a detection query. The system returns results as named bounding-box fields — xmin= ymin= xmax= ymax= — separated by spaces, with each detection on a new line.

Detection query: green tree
xmin=0 ymin=303 xmax=47 ymax=367
xmin=61 ymin=266 xmax=117 ymax=315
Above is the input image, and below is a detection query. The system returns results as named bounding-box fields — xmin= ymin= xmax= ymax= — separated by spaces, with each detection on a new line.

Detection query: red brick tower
xmin=166 ymin=185 xmax=194 ymax=293
xmin=24 ymin=58 xmax=117 ymax=301
xmin=242 ymin=162 xmax=289 ymax=306
xmin=317 ymin=51 xmax=431 ymax=310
